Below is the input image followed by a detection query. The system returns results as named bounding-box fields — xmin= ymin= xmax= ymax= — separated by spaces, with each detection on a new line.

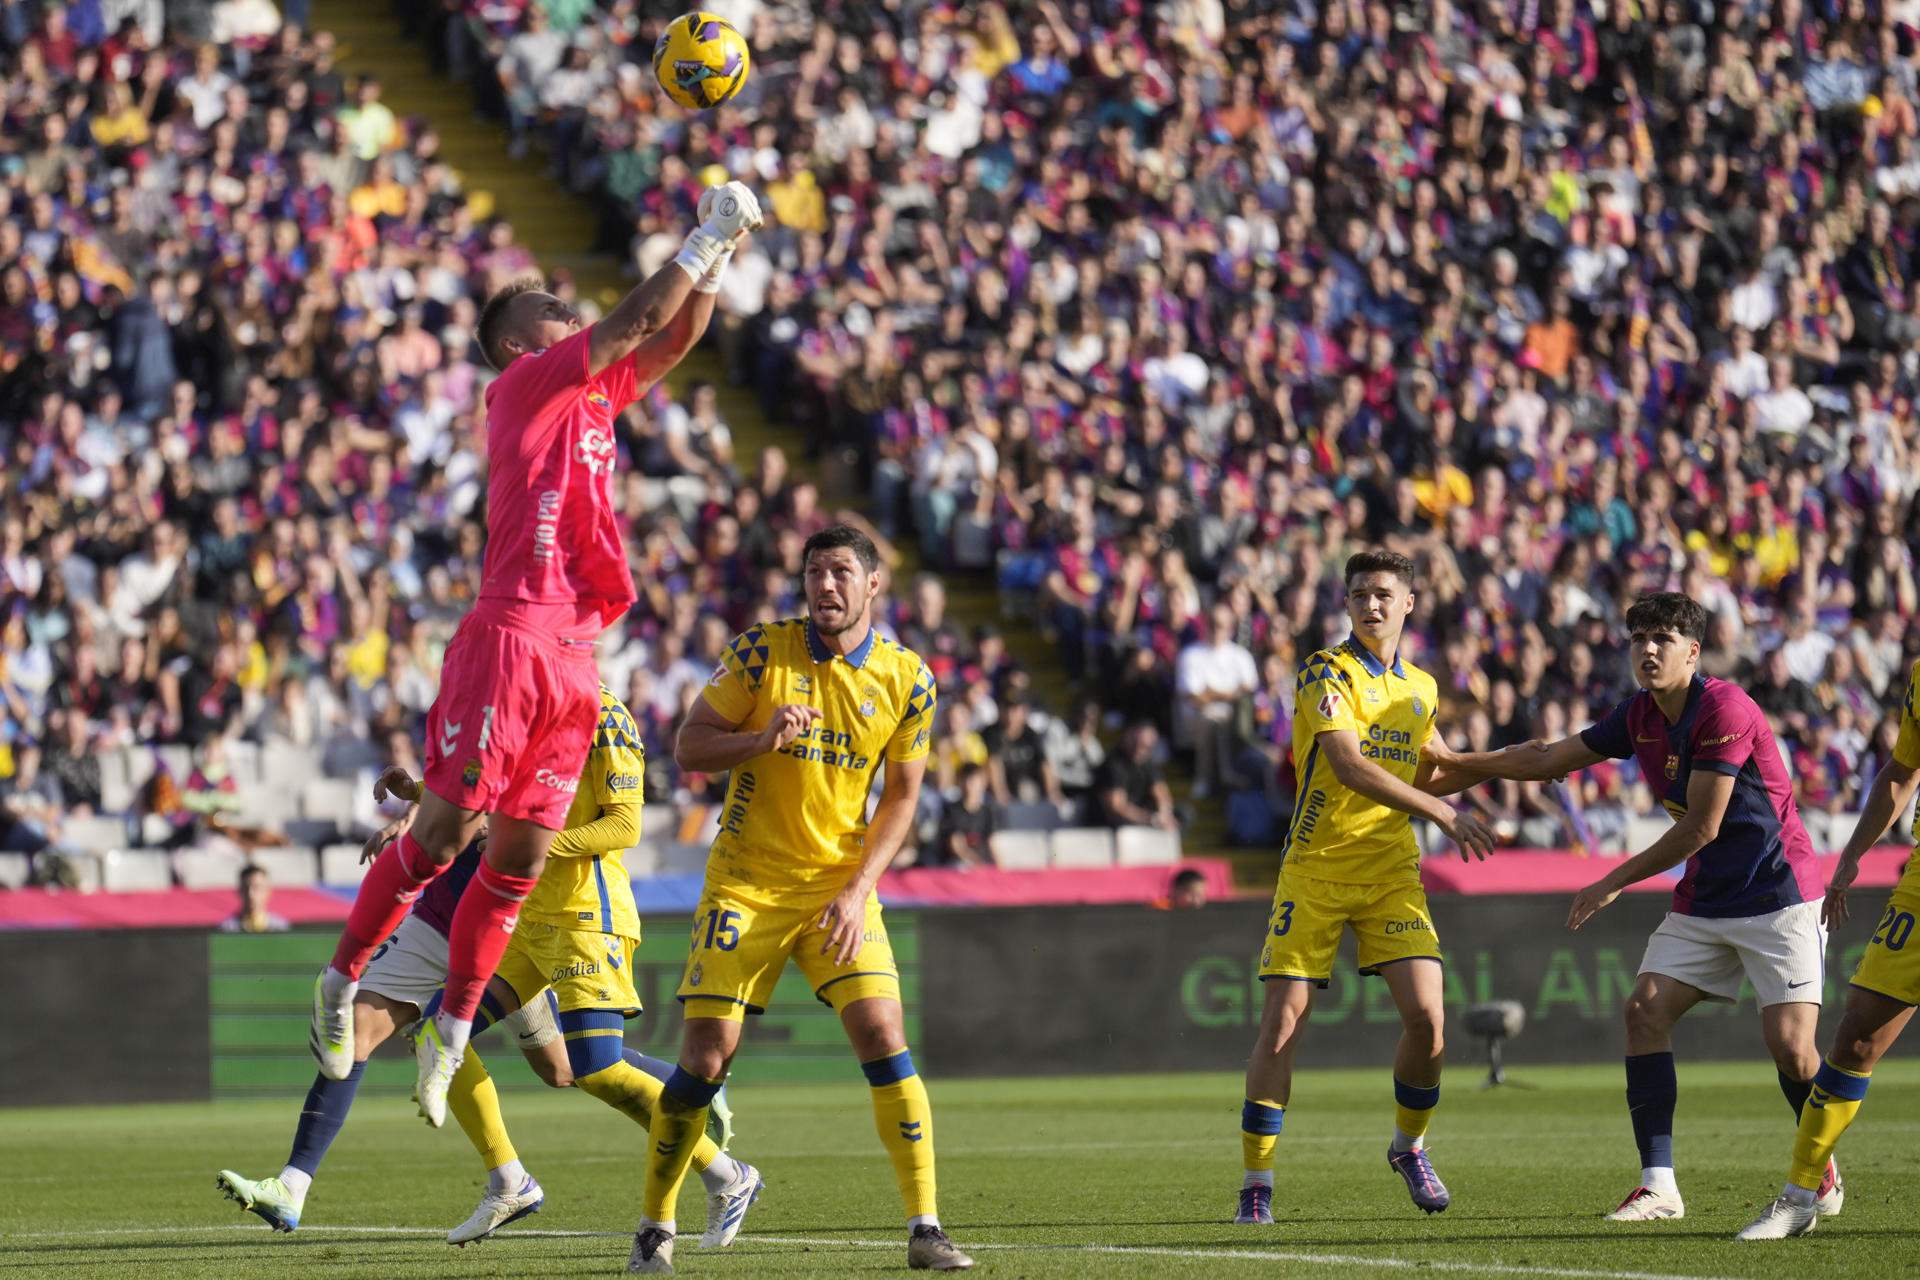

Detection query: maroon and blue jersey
xmin=411 ymin=841 xmax=484 ymax=937
xmin=1581 ymin=674 xmax=1822 ymax=919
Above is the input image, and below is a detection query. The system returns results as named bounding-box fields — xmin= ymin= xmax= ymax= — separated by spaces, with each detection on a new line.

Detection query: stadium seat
xmin=64 ymin=814 xmax=132 ymax=854
xmin=250 ymin=847 xmax=319 ymax=889
xmin=283 ymin=819 xmax=340 ymax=848
xmin=1048 ymin=828 xmax=1117 ymax=868
xmin=225 ymin=740 xmax=263 ymax=789
xmin=100 ymin=850 xmax=174 ymax=893
xmin=301 ymin=778 xmax=357 ymax=823
xmin=996 ymin=802 xmax=1066 ymax=832
xmin=157 ymin=745 xmax=194 ymax=782
xmin=174 ymin=849 xmax=248 ymax=891
xmin=98 ymin=750 xmax=135 ymax=814
xmin=987 ymin=830 xmax=1050 ymax=870
xmin=261 ymin=742 xmax=316 ymax=793
xmin=1114 ymin=825 xmax=1182 ymax=867
xmin=321 ymin=844 xmax=371 ymax=887
xmin=0 ymin=853 xmax=32 ymax=889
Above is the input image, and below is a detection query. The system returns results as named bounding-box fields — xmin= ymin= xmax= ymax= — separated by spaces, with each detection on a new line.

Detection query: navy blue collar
xmin=1345 ymin=635 xmax=1405 ymax=679
xmin=806 ymin=619 xmax=875 ymax=669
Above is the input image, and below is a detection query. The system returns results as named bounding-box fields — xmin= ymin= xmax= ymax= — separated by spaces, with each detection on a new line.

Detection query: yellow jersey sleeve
xmin=1895 ymin=660 xmax=1920 ymax=772
xmin=1295 ymin=652 xmax=1359 ymax=739
xmin=887 ymin=661 xmax=937 ymax=763
xmin=702 ymin=628 xmax=767 ymax=725
xmin=519 ymin=688 xmax=644 ymax=937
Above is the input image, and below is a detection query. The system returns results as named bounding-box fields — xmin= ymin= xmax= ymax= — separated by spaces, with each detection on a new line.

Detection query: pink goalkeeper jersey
xmin=478 ymin=327 xmax=639 ymax=635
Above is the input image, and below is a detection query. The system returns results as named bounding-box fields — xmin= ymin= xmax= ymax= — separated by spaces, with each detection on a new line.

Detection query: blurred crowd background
xmin=6 ymin=0 xmax=1920 ymax=887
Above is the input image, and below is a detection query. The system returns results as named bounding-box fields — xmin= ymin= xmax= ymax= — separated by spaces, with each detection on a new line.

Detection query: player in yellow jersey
xmin=626 ymin=525 xmax=972 ymax=1275
xmin=216 ymin=688 xmax=760 ymax=1250
xmin=1235 ymin=551 xmax=1494 ymax=1227
xmin=1738 ymin=658 xmax=1920 ymax=1240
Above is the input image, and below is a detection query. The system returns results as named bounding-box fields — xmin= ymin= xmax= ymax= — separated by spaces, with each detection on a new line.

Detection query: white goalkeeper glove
xmin=675 ymin=180 xmax=763 ymax=284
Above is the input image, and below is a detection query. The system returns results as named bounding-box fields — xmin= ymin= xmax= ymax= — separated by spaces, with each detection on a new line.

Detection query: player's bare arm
xmin=820 ymin=755 xmax=927 ymax=965
xmin=587 ymin=180 xmax=762 ymax=376
xmin=1823 ymin=757 xmax=1920 ymax=927
xmin=628 ymin=290 xmax=719 ymax=395
xmin=1428 ymin=735 xmax=1604 ymax=785
xmin=1317 ymin=728 xmax=1496 ymax=861
xmin=673 ymin=697 xmax=822 ymax=774
xmin=1567 ymin=769 xmax=1736 ymax=931
xmin=360 ymin=766 xmax=423 ymax=863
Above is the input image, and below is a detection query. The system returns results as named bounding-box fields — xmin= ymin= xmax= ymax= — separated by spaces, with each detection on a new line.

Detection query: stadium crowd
xmin=7 ymin=0 xmax=1920 ymax=884
xmin=425 ymin=0 xmax=1920 ymax=851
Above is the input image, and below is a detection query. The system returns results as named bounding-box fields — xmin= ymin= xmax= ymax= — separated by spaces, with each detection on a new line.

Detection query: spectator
xmin=925 ymin=763 xmax=996 ymax=870
xmin=1096 ymin=722 xmax=1176 ymax=832
xmin=1161 ymin=867 xmax=1208 ymax=911
xmin=982 ymin=695 xmax=1061 ymax=810
xmin=1045 ymin=700 xmax=1106 ymax=817
xmin=218 ymin=863 xmax=292 ymax=933
xmin=0 ymin=744 xmax=66 ymax=865
xmin=1175 ymin=603 xmax=1258 ymax=798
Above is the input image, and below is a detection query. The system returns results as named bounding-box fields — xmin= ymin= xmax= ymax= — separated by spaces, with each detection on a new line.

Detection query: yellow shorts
xmin=495 ymin=920 xmax=642 ymax=1015
xmin=676 ymin=871 xmax=900 ymax=1021
xmin=1258 ymin=866 xmax=1441 ymax=985
xmin=1851 ymin=881 xmax=1920 ymax=1007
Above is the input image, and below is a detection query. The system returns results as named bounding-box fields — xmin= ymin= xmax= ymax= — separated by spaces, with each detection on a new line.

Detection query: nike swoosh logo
xmin=1787 ymin=980 xmax=1813 ymax=989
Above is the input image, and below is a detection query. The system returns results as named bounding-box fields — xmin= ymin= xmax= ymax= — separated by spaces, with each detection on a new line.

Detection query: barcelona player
xmin=1433 ymin=593 xmax=1841 ymax=1223
xmin=309 ymin=182 xmax=765 ymax=1126
xmin=1737 ymin=657 xmax=1920 ymax=1239
xmin=1236 ymin=551 xmax=1495 ymax=1228
xmin=625 ymin=526 xmax=972 ymax=1274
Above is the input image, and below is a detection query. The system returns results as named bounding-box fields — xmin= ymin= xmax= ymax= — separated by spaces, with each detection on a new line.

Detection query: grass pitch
xmin=3 ymin=1062 xmax=1914 ymax=1278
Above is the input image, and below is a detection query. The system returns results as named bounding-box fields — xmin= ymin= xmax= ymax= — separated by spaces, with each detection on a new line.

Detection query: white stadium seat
xmin=64 ymin=814 xmax=131 ymax=854
xmin=987 ymin=830 xmax=1050 ymax=871
xmin=997 ymin=802 xmax=1066 ymax=832
xmin=101 ymin=850 xmax=174 ymax=892
xmin=249 ymin=847 xmax=319 ymax=888
xmin=1048 ymin=827 xmax=1116 ymax=868
xmin=98 ymin=750 xmax=136 ymax=813
xmin=321 ymin=844 xmax=371 ymax=887
xmin=174 ymin=848 xmax=248 ymax=891
xmin=301 ymin=778 xmax=357 ymax=823
xmin=157 ymin=745 xmax=193 ymax=782
xmin=1115 ymin=825 xmax=1182 ymax=867
xmin=0 ymin=853 xmax=32 ymax=888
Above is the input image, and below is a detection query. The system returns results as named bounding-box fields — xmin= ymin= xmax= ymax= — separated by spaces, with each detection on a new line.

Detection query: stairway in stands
xmin=311 ymin=0 xmax=1256 ymax=885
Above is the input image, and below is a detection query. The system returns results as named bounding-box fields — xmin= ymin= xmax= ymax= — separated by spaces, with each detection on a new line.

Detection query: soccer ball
xmin=653 ymin=11 xmax=751 ymax=111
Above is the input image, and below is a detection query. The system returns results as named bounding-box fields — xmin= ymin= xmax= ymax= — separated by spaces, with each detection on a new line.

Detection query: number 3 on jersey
xmin=698 ymin=908 xmax=743 ymax=952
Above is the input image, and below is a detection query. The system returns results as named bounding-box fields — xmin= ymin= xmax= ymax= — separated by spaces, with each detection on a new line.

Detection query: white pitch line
xmin=2 ymin=1222 xmax=1758 ymax=1280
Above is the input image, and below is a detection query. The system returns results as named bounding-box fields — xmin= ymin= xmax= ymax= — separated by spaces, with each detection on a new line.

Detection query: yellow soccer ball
xmin=653 ymin=11 xmax=751 ymax=111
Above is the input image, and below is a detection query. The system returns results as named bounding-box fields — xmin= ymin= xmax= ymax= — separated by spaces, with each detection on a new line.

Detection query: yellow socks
xmin=448 ymin=1048 xmax=518 ymax=1173
xmin=1392 ymin=1078 xmax=1439 ymax=1150
xmin=1788 ymin=1058 xmax=1870 ymax=1192
xmin=1240 ymin=1099 xmax=1284 ymax=1179
xmin=865 ymin=1050 xmax=938 ymax=1220
xmin=575 ymin=1059 xmax=728 ymax=1178
xmin=639 ymin=1066 xmax=721 ymax=1228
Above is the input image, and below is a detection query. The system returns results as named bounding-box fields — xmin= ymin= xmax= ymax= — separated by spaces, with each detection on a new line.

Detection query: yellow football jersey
xmin=1283 ymin=636 xmax=1439 ymax=885
xmin=1889 ymin=658 xmax=1920 ymax=881
xmin=519 ymin=686 xmax=645 ymax=938
xmin=702 ymin=618 xmax=935 ymax=888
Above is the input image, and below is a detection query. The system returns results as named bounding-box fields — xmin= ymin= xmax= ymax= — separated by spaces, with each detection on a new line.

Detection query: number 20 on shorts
xmin=1872 ymin=904 xmax=1915 ymax=952
xmin=699 ymin=908 xmax=743 ymax=951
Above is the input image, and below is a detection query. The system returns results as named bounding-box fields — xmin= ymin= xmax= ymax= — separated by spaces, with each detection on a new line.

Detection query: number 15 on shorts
xmin=697 ymin=908 xmax=743 ymax=952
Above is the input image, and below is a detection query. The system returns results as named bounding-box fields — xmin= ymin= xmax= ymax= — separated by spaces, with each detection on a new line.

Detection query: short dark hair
xmin=477 ymin=277 xmax=546 ymax=372
xmin=239 ymin=864 xmax=268 ymax=889
xmin=1171 ymin=868 xmax=1206 ymax=891
xmin=801 ymin=524 xmax=880 ymax=574
xmin=1345 ymin=549 xmax=1416 ymax=589
xmin=1624 ymin=592 xmax=1708 ymax=642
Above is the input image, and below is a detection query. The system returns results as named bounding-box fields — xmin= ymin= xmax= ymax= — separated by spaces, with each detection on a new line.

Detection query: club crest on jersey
xmin=462 ymin=758 xmax=482 ymax=787
xmin=1317 ymin=689 xmax=1342 ymax=719
xmin=860 ymin=699 xmax=877 ymax=717
xmin=586 ymin=389 xmax=612 ymax=410
xmin=687 ymin=962 xmax=704 ymax=988
xmin=1665 ymin=754 xmax=1680 ymax=780
xmin=1411 ymin=695 xmax=1425 ymax=717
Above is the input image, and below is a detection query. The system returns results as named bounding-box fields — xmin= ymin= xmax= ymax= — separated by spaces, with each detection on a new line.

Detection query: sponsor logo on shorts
xmin=688 ymin=962 xmax=704 ymax=988
xmin=462 ymin=758 xmax=482 ymax=787
xmin=553 ymin=958 xmax=600 ymax=980
xmin=535 ymin=769 xmax=581 ymax=793
xmin=1384 ymin=918 xmax=1432 ymax=934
